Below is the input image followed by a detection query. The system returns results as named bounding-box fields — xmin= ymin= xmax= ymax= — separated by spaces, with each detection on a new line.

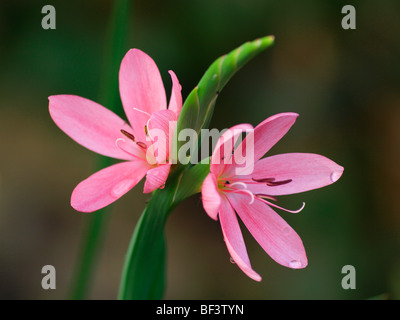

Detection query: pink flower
xmin=49 ymin=49 xmax=182 ymax=213
xmin=201 ymin=113 xmax=344 ymax=281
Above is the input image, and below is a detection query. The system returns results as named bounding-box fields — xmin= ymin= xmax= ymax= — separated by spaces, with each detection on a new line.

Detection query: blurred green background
xmin=1 ymin=0 xmax=399 ymax=299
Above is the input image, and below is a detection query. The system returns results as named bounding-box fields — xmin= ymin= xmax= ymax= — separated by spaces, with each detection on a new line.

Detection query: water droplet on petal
xmin=230 ymin=257 xmax=236 ymax=264
xmin=330 ymin=170 xmax=342 ymax=183
xmin=111 ymin=179 xmax=134 ymax=198
xmin=283 ymin=227 xmax=291 ymax=235
xmin=289 ymin=260 xmax=302 ymax=268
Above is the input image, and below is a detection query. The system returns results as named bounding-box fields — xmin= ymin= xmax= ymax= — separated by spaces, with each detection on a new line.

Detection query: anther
xmin=255 ymin=194 xmax=278 ymax=202
xmin=120 ymin=129 xmax=136 ymax=141
xmin=136 ymin=141 xmax=147 ymax=149
xmin=252 ymin=177 xmax=292 ymax=186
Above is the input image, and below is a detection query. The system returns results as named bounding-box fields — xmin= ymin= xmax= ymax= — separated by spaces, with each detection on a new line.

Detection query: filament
xmin=257 ymin=197 xmax=306 ymax=214
xmin=228 ymin=182 xmax=248 ymax=189
xmin=132 ymin=107 xmax=151 ymax=117
xmin=222 ymin=175 xmax=303 ymax=213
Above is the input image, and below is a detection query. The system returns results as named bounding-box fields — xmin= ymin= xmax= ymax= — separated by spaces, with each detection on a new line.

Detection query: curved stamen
xmin=257 ymin=197 xmax=305 ymax=214
xmin=132 ymin=107 xmax=151 ymax=117
xmin=229 ymin=188 xmax=255 ymax=204
xmin=115 ymin=138 xmax=144 ymax=160
xmin=242 ymin=189 xmax=255 ymax=204
xmin=221 ymin=177 xmax=260 ymax=184
xmin=223 ymin=182 xmax=254 ymax=204
xmin=228 ymin=182 xmax=248 ymax=189
xmin=145 ymin=117 xmax=154 ymax=141
xmin=224 ymin=180 xmax=304 ymax=212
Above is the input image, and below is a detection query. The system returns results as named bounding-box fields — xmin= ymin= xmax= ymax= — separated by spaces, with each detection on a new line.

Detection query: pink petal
xmin=167 ymin=70 xmax=182 ymax=117
xmin=147 ymin=109 xmax=177 ymax=163
xmin=233 ymin=113 xmax=298 ymax=173
xmin=71 ymin=160 xmax=151 ymax=213
xmin=247 ymin=153 xmax=344 ymax=196
xmin=49 ymin=95 xmax=135 ymax=160
xmin=210 ymin=124 xmax=254 ymax=178
xmin=201 ymin=173 xmax=221 ymax=221
xmin=219 ymin=196 xmax=262 ymax=281
xmin=143 ymin=163 xmax=171 ymax=194
xmin=119 ymin=49 xmax=167 ymax=143
xmin=227 ymin=193 xmax=308 ymax=269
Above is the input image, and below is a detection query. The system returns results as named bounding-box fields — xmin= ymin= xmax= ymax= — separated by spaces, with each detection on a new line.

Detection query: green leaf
xmin=171 ymin=35 xmax=275 ymax=163
xmin=118 ymin=166 xmax=183 ymax=300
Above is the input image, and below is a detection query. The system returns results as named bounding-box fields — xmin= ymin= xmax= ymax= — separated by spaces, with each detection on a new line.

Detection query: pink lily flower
xmin=49 ymin=49 xmax=182 ymax=213
xmin=201 ymin=113 xmax=344 ymax=281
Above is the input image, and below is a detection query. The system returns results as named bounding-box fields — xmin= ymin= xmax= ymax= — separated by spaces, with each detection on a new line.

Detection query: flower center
xmin=220 ymin=178 xmax=305 ymax=214
xmin=114 ymin=129 xmax=156 ymax=163
xmin=120 ymin=129 xmax=148 ymax=149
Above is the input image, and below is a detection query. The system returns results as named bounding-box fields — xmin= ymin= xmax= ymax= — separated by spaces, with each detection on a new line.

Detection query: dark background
xmin=1 ymin=0 xmax=399 ymax=299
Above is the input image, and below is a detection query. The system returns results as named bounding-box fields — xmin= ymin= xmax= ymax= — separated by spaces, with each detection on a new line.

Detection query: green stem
xmin=117 ymin=166 xmax=184 ymax=300
xmin=117 ymin=163 xmax=210 ymax=300
xmin=68 ymin=0 xmax=131 ymax=300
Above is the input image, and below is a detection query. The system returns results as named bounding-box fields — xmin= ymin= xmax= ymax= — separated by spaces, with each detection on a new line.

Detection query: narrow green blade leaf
xmin=118 ymin=166 xmax=185 ymax=300
xmin=172 ymin=35 xmax=275 ymax=162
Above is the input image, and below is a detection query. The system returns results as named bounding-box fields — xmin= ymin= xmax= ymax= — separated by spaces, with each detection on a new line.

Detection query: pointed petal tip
xmin=287 ymin=257 xmax=308 ymax=269
xmin=168 ymin=70 xmax=182 ymax=91
xmin=248 ymin=270 xmax=262 ymax=282
xmin=126 ymin=48 xmax=143 ymax=56
xmin=70 ymin=189 xmax=98 ymax=213
xmin=281 ymin=111 xmax=299 ymax=118
xmin=330 ymin=165 xmax=344 ymax=183
xmin=167 ymin=70 xmax=183 ymax=116
xmin=70 ymin=199 xmax=94 ymax=213
xmin=47 ymin=94 xmax=61 ymax=106
xmin=70 ymin=162 xmax=148 ymax=213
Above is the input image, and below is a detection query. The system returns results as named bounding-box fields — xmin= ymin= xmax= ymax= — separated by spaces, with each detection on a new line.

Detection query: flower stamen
xmin=229 ymin=188 xmax=255 ymax=204
xmin=132 ymin=107 xmax=151 ymax=117
xmin=136 ymin=141 xmax=148 ymax=149
xmin=257 ymin=197 xmax=305 ymax=214
xmin=252 ymin=177 xmax=293 ymax=186
xmin=228 ymin=182 xmax=248 ymax=189
xmin=254 ymin=193 xmax=278 ymax=202
xmin=223 ymin=179 xmax=304 ymax=211
xmin=120 ymin=129 xmax=147 ymax=149
xmin=120 ymin=129 xmax=136 ymax=141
